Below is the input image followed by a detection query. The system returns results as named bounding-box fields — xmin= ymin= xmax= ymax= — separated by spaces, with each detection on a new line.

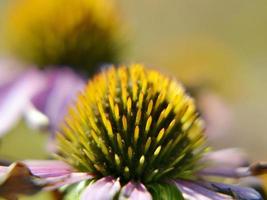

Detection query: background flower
xmin=1 ymin=0 xmax=124 ymax=76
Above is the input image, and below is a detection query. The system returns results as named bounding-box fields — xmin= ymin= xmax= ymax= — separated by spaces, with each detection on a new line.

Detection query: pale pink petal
xmin=0 ymin=162 xmax=42 ymax=199
xmin=202 ymin=148 xmax=249 ymax=167
xmin=205 ymin=182 xmax=262 ymax=200
xmin=197 ymin=91 xmax=232 ymax=139
xmin=119 ymin=182 xmax=152 ymax=200
xmin=174 ymin=180 xmax=231 ymax=200
xmin=0 ymin=160 xmax=93 ymax=199
xmin=23 ymin=160 xmax=74 ymax=178
xmin=31 ymin=68 xmax=85 ymax=132
xmin=0 ymin=69 xmax=46 ymax=136
xmin=81 ymin=176 xmax=121 ymax=200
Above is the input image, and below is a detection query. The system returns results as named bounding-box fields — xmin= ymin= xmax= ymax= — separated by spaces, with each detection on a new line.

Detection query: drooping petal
xmin=81 ymin=176 xmax=121 ymax=200
xmin=0 ymin=162 xmax=42 ymax=199
xmin=23 ymin=160 xmax=74 ymax=178
xmin=174 ymin=180 xmax=231 ymax=200
xmin=205 ymin=182 xmax=263 ymax=200
xmin=22 ymin=160 xmax=93 ymax=190
xmin=0 ymin=69 xmax=46 ymax=136
xmin=0 ymin=161 xmax=93 ymax=198
xmin=119 ymin=182 xmax=152 ymax=200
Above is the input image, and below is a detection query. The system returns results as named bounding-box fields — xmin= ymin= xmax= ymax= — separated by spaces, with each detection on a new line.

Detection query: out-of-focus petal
xmin=206 ymin=182 xmax=263 ymax=200
xmin=197 ymin=91 xmax=232 ymax=139
xmin=31 ymin=68 xmax=85 ymax=132
xmin=81 ymin=176 xmax=121 ymax=200
xmin=202 ymin=148 xmax=249 ymax=167
xmin=200 ymin=162 xmax=267 ymax=179
xmin=24 ymin=103 xmax=50 ymax=130
xmin=0 ymin=70 xmax=46 ymax=136
xmin=174 ymin=180 xmax=231 ymax=200
xmin=199 ymin=166 xmax=251 ymax=178
xmin=0 ymin=162 xmax=42 ymax=199
xmin=119 ymin=182 xmax=152 ymax=200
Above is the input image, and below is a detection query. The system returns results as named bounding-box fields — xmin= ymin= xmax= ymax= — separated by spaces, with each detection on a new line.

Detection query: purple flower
xmin=0 ymin=59 xmax=85 ymax=138
xmin=0 ymin=64 xmax=265 ymax=199
xmin=0 ymin=149 xmax=265 ymax=199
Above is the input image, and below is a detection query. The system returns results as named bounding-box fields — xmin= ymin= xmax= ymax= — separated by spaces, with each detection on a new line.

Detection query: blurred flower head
xmin=0 ymin=64 xmax=265 ymax=199
xmin=2 ymin=0 xmax=124 ymax=76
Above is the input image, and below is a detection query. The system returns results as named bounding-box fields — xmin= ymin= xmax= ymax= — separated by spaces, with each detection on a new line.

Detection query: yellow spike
xmin=145 ymin=116 xmax=152 ymax=134
xmin=124 ymin=166 xmax=130 ymax=178
xmin=128 ymin=146 xmax=133 ymax=160
xmin=127 ymin=97 xmax=132 ymax=114
xmin=116 ymin=133 xmax=123 ymax=151
xmin=146 ymin=100 xmax=153 ymax=116
xmin=164 ymin=103 xmax=172 ymax=117
xmin=166 ymin=119 xmax=176 ymax=136
xmin=138 ymin=93 xmax=144 ymax=109
xmin=114 ymin=104 xmax=120 ymax=121
xmin=135 ymin=109 xmax=142 ymax=125
xmin=156 ymin=128 xmax=165 ymax=143
xmin=139 ymin=155 xmax=145 ymax=165
xmin=154 ymin=92 xmax=165 ymax=111
xmin=122 ymin=115 xmax=127 ymax=132
xmin=134 ymin=126 xmax=139 ymax=144
xmin=105 ymin=120 xmax=114 ymax=140
xmin=132 ymin=80 xmax=138 ymax=101
xmin=154 ymin=146 xmax=162 ymax=156
xmin=144 ymin=137 xmax=152 ymax=153
xmin=156 ymin=109 xmax=165 ymax=127
xmin=108 ymin=94 xmax=115 ymax=112
xmin=115 ymin=154 xmax=121 ymax=167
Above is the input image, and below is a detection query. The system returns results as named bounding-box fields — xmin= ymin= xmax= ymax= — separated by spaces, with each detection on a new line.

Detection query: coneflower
xmin=0 ymin=64 xmax=265 ymax=199
xmin=2 ymin=0 xmax=123 ymax=76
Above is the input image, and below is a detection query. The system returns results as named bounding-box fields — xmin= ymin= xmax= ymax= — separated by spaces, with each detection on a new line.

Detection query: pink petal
xmin=0 ymin=162 xmax=42 ymax=199
xmin=174 ymin=180 xmax=231 ymax=200
xmin=81 ymin=176 xmax=121 ymax=200
xmin=0 ymin=160 xmax=93 ymax=199
xmin=202 ymin=148 xmax=249 ymax=167
xmin=31 ymin=68 xmax=85 ymax=132
xmin=0 ymin=69 xmax=46 ymax=136
xmin=23 ymin=160 xmax=74 ymax=178
xmin=119 ymin=182 xmax=152 ymax=200
xmin=197 ymin=91 xmax=232 ymax=139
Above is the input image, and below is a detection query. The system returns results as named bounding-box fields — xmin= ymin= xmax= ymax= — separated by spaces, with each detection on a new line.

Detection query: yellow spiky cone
xmin=57 ymin=64 xmax=207 ymax=183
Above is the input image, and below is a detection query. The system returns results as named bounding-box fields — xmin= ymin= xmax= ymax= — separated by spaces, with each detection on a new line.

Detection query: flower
xmin=2 ymin=0 xmax=123 ymax=76
xmin=0 ymin=64 xmax=266 ymax=199
xmin=0 ymin=59 xmax=85 ymax=138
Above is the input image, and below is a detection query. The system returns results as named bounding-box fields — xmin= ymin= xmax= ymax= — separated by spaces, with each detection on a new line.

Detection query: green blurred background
xmin=0 ymin=0 xmax=267 ymax=199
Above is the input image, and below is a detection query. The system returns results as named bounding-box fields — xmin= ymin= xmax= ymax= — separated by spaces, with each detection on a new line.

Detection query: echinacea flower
xmin=0 ymin=64 xmax=266 ymax=199
xmin=2 ymin=0 xmax=123 ymax=76
xmin=0 ymin=60 xmax=85 ymax=138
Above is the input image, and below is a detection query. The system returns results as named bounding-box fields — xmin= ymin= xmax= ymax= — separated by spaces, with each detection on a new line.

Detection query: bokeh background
xmin=0 ymin=0 xmax=267 ymax=199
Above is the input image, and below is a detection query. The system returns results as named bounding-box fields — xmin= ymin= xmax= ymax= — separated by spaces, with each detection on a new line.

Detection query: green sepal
xmin=148 ymin=182 xmax=185 ymax=200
